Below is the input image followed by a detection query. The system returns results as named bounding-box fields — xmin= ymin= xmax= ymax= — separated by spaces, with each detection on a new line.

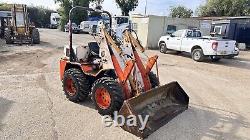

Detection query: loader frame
xmin=60 ymin=6 xmax=189 ymax=139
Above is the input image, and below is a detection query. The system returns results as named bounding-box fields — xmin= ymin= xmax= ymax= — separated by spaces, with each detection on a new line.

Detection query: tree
xmin=55 ymin=0 xmax=93 ymax=31
xmin=0 ymin=3 xmax=12 ymax=11
xmin=197 ymin=0 xmax=250 ymax=17
xmin=115 ymin=0 xmax=138 ymax=16
xmin=170 ymin=6 xmax=193 ymax=18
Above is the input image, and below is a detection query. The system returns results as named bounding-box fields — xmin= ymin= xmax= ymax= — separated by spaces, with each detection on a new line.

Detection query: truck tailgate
xmin=216 ymin=40 xmax=236 ymax=55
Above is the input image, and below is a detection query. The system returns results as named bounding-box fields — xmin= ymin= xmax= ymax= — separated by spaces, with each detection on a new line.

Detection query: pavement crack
xmin=37 ymin=74 xmax=58 ymax=140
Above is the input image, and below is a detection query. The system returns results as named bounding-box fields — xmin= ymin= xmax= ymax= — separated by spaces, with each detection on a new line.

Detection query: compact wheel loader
xmin=59 ymin=7 xmax=189 ymax=138
xmin=4 ymin=4 xmax=40 ymax=44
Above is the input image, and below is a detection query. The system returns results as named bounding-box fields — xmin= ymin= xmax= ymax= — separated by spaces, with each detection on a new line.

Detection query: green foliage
xmin=28 ymin=6 xmax=55 ymax=28
xmin=197 ymin=0 xmax=250 ymax=17
xmin=55 ymin=0 xmax=93 ymax=31
xmin=0 ymin=3 xmax=12 ymax=11
xmin=0 ymin=3 xmax=54 ymax=28
xmin=115 ymin=0 xmax=138 ymax=16
xmin=170 ymin=6 xmax=193 ymax=18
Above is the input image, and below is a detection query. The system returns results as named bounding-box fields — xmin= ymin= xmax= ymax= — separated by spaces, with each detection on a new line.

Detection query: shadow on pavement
xmin=78 ymin=97 xmax=95 ymax=110
xmin=0 ymin=97 xmax=14 ymax=130
xmin=146 ymin=104 xmax=250 ymax=140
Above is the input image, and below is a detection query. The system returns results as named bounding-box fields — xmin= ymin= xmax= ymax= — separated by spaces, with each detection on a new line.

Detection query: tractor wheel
xmin=5 ymin=29 xmax=13 ymax=44
xmin=63 ymin=68 xmax=90 ymax=102
xmin=31 ymin=28 xmax=40 ymax=44
xmin=149 ymin=72 xmax=160 ymax=88
xmin=91 ymin=77 xmax=124 ymax=116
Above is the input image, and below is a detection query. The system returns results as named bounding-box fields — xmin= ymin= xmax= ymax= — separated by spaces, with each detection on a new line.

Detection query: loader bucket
xmin=118 ymin=81 xmax=189 ymax=138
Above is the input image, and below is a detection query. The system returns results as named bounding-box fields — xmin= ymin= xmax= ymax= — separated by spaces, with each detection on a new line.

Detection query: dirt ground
xmin=0 ymin=29 xmax=250 ymax=140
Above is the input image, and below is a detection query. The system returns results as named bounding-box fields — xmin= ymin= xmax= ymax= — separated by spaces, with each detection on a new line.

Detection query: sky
xmin=1 ymin=0 xmax=206 ymax=16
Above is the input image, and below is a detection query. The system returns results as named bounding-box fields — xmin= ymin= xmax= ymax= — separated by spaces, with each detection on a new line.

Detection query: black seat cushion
xmin=88 ymin=42 xmax=99 ymax=56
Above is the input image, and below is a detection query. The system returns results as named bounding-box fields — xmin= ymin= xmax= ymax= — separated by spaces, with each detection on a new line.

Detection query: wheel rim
xmin=95 ymin=88 xmax=111 ymax=109
xmin=65 ymin=77 xmax=76 ymax=96
xmin=194 ymin=51 xmax=201 ymax=60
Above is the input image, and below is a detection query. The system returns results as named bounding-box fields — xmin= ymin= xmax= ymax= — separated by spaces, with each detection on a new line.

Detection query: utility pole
xmin=144 ymin=0 xmax=148 ymax=16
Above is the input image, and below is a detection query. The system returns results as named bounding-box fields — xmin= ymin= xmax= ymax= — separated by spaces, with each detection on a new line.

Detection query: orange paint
xmin=145 ymin=55 xmax=158 ymax=73
xmin=59 ymin=59 xmax=67 ymax=81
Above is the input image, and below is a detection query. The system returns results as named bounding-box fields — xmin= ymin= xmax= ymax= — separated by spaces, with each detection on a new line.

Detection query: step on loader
xmin=59 ymin=7 xmax=189 ymax=138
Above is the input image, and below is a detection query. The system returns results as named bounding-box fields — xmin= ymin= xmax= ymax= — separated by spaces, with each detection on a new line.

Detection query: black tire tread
xmin=5 ymin=29 xmax=13 ymax=44
xmin=91 ymin=77 xmax=124 ymax=116
xmin=32 ymin=28 xmax=40 ymax=44
xmin=63 ymin=68 xmax=90 ymax=102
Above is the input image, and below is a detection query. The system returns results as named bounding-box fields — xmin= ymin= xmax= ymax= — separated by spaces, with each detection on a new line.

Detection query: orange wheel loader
xmin=59 ymin=7 xmax=189 ymax=138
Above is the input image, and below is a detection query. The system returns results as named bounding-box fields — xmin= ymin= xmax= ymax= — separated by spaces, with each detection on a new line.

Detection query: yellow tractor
xmin=4 ymin=4 xmax=40 ymax=44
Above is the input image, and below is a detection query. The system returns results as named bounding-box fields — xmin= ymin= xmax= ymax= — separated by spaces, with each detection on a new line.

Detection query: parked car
xmin=158 ymin=29 xmax=238 ymax=62
xmin=64 ymin=23 xmax=80 ymax=33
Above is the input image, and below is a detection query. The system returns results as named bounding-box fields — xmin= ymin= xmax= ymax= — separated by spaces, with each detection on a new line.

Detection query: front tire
xmin=192 ymin=49 xmax=204 ymax=62
xmin=91 ymin=77 xmax=124 ymax=116
xmin=159 ymin=43 xmax=167 ymax=53
xmin=63 ymin=68 xmax=90 ymax=102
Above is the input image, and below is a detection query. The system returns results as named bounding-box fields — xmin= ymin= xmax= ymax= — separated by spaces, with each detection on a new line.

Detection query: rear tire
xmin=149 ymin=72 xmax=159 ymax=88
xmin=159 ymin=43 xmax=167 ymax=53
xmin=91 ymin=77 xmax=124 ymax=116
xmin=32 ymin=28 xmax=40 ymax=44
xmin=192 ymin=49 xmax=204 ymax=62
xmin=63 ymin=68 xmax=90 ymax=102
xmin=5 ymin=29 xmax=13 ymax=44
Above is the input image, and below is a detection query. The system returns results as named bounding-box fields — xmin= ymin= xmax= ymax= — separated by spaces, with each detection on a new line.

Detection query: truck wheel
xmin=149 ymin=72 xmax=160 ymax=88
xmin=5 ymin=29 xmax=13 ymax=44
xmin=159 ymin=43 xmax=167 ymax=53
xmin=192 ymin=49 xmax=204 ymax=62
xmin=32 ymin=28 xmax=40 ymax=44
xmin=91 ymin=77 xmax=124 ymax=116
xmin=210 ymin=56 xmax=221 ymax=62
xmin=63 ymin=68 xmax=90 ymax=102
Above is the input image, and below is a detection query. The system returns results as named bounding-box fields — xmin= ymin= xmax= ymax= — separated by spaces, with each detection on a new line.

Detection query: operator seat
xmin=88 ymin=42 xmax=100 ymax=56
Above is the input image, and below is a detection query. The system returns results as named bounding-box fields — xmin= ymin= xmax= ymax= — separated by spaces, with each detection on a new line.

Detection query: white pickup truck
xmin=158 ymin=29 xmax=239 ymax=62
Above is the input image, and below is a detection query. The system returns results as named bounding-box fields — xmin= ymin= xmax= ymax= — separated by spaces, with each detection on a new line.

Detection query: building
xmin=131 ymin=15 xmax=201 ymax=49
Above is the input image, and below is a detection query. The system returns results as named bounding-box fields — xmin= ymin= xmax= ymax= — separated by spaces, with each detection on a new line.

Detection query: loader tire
xmin=149 ymin=72 xmax=160 ymax=88
xmin=5 ymin=29 xmax=13 ymax=44
xmin=63 ymin=68 xmax=90 ymax=102
xmin=32 ymin=28 xmax=40 ymax=44
xmin=91 ymin=77 xmax=124 ymax=116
